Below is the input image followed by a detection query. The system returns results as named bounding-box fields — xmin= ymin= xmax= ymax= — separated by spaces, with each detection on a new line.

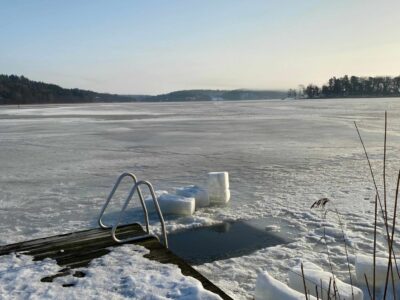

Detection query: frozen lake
xmin=1 ymin=98 xmax=400 ymax=299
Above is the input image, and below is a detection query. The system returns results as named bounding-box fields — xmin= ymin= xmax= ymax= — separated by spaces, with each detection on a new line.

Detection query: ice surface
xmin=2 ymin=99 xmax=400 ymax=299
xmin=145 ymin=190 xmax=195 ymax=216
xmin=207 ymin=172 xmax=230 ymax=204
xmin=0 ymin=244 xmax=221 ymax=299
xmin=255 ymin=270 xmax=317 ymax=300
xmin=175 ymin=185 xmax=210 ymax=208
xmin=288 ymin=262 xmax=363 ymax=300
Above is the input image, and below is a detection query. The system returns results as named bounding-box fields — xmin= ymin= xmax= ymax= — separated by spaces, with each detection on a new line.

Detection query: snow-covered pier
xmin=0 ymin=223 xmax=232 ymax=299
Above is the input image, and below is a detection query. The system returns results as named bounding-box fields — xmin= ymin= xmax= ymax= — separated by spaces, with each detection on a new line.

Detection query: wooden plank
xmin=29 ymin=228 xmax=149 ymax=257
xmin=0 ymin=224 xmax=144 ymax=255
xmin=0 ymin=224 xmax=233 ymax=300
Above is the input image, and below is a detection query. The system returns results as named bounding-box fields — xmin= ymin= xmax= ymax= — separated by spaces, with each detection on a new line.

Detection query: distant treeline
xmin=0 ymin=74 xmax=137 ymax=105
xmin=0 ymin=74 xmax=287 ymax=105
xmin=151 ymin=89 xmax=286 ymax=101
xmin=298 ymin=75 xmax=400 ymax=99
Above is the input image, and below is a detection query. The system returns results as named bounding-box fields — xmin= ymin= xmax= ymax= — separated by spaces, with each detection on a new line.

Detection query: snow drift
xmin=255 ymin=270 xmax=317 ymax=300
xmin=288 ymin=262 xmax=363 ymax=300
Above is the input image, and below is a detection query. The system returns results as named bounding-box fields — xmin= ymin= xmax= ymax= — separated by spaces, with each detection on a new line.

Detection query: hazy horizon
xmin=2 ymin=0 xmax=400 ymax=94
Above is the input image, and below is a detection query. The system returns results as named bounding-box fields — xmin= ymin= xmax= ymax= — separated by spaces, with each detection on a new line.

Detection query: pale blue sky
xmin=1 ymin=0 xmax=400 ymax=94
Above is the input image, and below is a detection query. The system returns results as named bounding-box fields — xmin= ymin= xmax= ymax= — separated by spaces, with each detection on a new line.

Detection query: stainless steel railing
xmin=97 ymin=173 xmax=168 ymax=248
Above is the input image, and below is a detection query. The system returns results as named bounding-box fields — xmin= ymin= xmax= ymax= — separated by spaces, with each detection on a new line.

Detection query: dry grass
xmin=305 ymin=112 xmax=400 ymax=300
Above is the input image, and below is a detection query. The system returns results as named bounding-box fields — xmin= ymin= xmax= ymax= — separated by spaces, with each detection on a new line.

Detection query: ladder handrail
xmin=111 ymin=180 xmax=168 ymax=248
xmin=97 ymin=172 xmax=150 ymax=234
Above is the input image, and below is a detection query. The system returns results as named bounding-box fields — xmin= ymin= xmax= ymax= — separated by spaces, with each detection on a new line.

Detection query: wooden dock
xmin=0 ymin=223 xmax=233 ymax=299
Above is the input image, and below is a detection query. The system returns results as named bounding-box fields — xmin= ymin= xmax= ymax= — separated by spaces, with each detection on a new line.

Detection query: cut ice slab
xmin=208 ymin=189 xmax=230 ymax=205
xmin=288 ymin=262 xmax=363 ymax=300
xmin=175 ymin=185 xmax=210 ymax=208
xmin=207 ymin=172 xmax=230 ymax=204
xmin=145 ymin=191 xmax=195 ymax=216
xmin=255 ymin=270 xmax=317 ymax=300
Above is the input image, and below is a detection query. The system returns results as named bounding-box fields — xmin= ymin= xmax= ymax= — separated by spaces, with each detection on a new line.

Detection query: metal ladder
xmin=97 ymin=173 xmax=168 ymax=248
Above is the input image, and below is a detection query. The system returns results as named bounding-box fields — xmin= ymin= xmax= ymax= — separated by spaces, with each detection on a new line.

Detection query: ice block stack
xmin=145 ymin=190 xmax=195 ymax=216
xmin=207 ymin=171 xmax=230 ymax=204
xmin=175 ymin=185 xmax=210 ymax=208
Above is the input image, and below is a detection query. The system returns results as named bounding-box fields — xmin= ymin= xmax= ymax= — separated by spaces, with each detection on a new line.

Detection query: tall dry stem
xmin=327 ymin=278 xmax=332 ymax=300
xmin=301 ymin=263 xmax=309 ymax=300
xmin=383 ymin=170 xmax=400 ymax=299
xmin=364 ymin=274 xmax=372 ymax=300
xmin=373 ymin=194 xmax=377 ymax=300
xmin=354 ymin=121 xmax=399 ymax=279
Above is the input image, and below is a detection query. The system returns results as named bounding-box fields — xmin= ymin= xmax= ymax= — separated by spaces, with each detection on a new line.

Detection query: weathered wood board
xmin=0 ymin=224 xmax=233 ymax=300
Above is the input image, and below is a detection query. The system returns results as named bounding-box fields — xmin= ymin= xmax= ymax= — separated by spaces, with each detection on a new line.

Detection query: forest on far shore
xmin=289 ymin=75 xmax=400 ymax=99
xmin=3 ymin=74 xmax=400 ymax=104
xmin=0 ymin=74 xmax=138 ymax=104
xmin=0 ymin=74 xmax=286 ymax=104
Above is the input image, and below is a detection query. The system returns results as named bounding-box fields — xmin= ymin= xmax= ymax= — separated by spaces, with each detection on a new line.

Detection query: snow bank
xmin=175 ymin=185 xmax=210 ymax=208
xmin=145 ymin=190 xmax=195 ymax=216
xmin=0 ymin=245 xmax=222 ymax=299
xmin=207 ymin=172 xmax=230 ymax=204
xmin=355 ymin=254 xmax=399 ymax=288
xmin=255 ymin=270 xmax=317 ymax=300
xmin=288 ymin=262 xmax=363 ymax=300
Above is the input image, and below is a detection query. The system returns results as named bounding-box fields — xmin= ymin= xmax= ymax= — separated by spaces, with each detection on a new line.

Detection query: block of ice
xmin=207 ymin=172 xmax=230 ymax=204
xmin=145 ymin=191 xmax=195 ymax=216
xmin=355 ymin=254 xmax=399 ymax=288
xmin=208 ymin=171 xmax=230 ymax=188
xmin=175 ymin=185 xmax=210 ymax=208
xmin=209 ymin=188 xmax=230 ymax=205
xmin=255 ymin=270 xmax=317 ymax=300
xmin=288 ymin=262 xmax=363 ymax=300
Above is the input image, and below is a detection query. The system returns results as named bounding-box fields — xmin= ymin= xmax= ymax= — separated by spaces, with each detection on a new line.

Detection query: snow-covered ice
xmin=1 ymin=98 xmax=400 ymax=299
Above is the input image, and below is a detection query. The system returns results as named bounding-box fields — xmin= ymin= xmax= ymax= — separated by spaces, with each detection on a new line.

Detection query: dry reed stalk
xmin=311 ymin=200 xmax=349 ymax=300
xmin=373 ymin=194 xmax=377 ymax=300
xmin=383 ymin=111 xmax=388 ymax=223
xmin=311 ymin=205 xmax=334 ymax=275
xmin=320 ymin=279 xmax=323 ymax=300
xmin=334 ymin=208 xmax=354 ymax=300
xmin=332 ymin=279 xmax=338 ymax=299
xmin=383 ymin=170 xmax=400 ymax=299
xmin=382 ymin=111 xmax=397 ymax=300
xmin=354 ymin=121 xmax=400 ymax=278
xmin=354 ymin=121 xmax=386 ymax=221
xmin=287 ymin=267 xmax=340 ymax=297
xmin=327 ymin=278 xmax=332 ymax=300
xmin=319 ymin=209 xmax=337 ymax=279
xmin=301 ymin=263 xmax=309 ymax=300
xmin=382 ymin=111 xmax=397 ymax=299
xmin=364 ymin=274 xmax=372 ymax=300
